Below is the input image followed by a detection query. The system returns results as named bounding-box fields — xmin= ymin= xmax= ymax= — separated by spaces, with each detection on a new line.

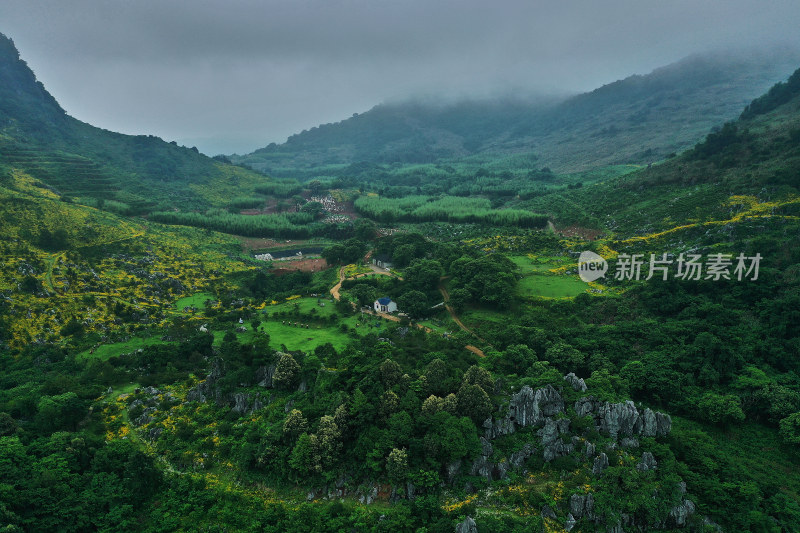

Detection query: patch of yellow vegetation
xmin=619 ymin=194 xmax=800 ymax=245
xmin=11 ymin=169 xmax=60 ymax=199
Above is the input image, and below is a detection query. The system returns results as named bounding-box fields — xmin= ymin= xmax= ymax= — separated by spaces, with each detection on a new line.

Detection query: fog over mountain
xmin=1 ymin=0 xmax=799 ymax=155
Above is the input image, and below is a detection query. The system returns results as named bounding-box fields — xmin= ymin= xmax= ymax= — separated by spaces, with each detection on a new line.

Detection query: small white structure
xmin=374 ymin=297 xmax=398 ymax=314
xmin=372 ymin=254 xmax=393 ymax=270
xmin=199 ymin=324 xmax=208 ymax=333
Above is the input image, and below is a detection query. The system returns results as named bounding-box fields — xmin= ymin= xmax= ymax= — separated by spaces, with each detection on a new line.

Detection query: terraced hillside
xmin=0 ymin=32 xmax=270 ymax=212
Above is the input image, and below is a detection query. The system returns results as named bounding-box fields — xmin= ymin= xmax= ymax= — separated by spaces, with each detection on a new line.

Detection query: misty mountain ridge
xmin=233 ymin=46 xmax=800 ymax=175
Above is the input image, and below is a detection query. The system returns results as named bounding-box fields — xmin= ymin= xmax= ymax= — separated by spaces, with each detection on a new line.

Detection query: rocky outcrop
xmin=470 ymin=438 xmax=495 ymax=480
xmin=575 ymin=396 xmax=600 ymax=417
xmin=564 ymin=513 xmax=577 ymax=531
xmin=483 ymin=384 xmax=564 ymax=439
xmin=509 ymin=443 xmax=535 ymax=469
xmin=483 ymin=415 xmax=515 ymax=439
xmin=668 ymin=499 xmax=697 ymax=527
xmin=636 ymin=451 xmax=658 ymax=472
xmin=358 ymin=485 xmax=378 ymax=505
xmin=575 ymin=398 xmax=671 ymax=439
xmin=569 ymin=493 xmax=595 ymax=520
xmin=641 ymin=407 xmax=672 ymax=437
xmin=592 ymin=452 xmax=609 ymax=476
xmin=455 ymin=516 xmax=477 ymax=533
xmin=255 ymin=364 xmax=276 ymax=388
xmin=564 ymin=372 xmax=588 ymax=392
xmin=461 ymin=375 xmax=688 ymax=531
xmin=510 ymin=384 xmax=565 ymax=427
xmin=598 ymin=400 xmax=641 ymax=438
xmin=446 ymin=460 xmax=462 ymax=483
xmin=620 ymin=437 xmax=639 ymax=449
xmin=541 ymin=505 xmax=557 ymax=520
xmin=584 ymin=440 xmax=596 ymax=458
xmin=231 ymin=392 xmax=265 ymax=414
xmin=537 ymin=418 xmax=573 ymax=462
xmin=232 ymin=393 xmax=249 ymax=414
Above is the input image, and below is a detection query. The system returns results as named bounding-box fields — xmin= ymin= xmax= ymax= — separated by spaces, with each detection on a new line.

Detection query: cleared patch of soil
xmin=271 ymin=257 xmax=329 ymax=274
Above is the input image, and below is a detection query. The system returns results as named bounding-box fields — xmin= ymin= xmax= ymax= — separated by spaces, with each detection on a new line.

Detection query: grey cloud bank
xmin=1 ymin=0 xmax=799 ymax=155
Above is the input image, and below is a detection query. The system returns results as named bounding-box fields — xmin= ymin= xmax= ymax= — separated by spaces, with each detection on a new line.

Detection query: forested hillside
xmin=2 ymin=29 xmax=800 ymax=533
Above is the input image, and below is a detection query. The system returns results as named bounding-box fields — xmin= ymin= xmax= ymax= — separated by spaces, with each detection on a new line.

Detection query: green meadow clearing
xmin=174 ymin=291 xmax=214 ymax=310
xmin=510 ymin=255 xmax=588 ymax=298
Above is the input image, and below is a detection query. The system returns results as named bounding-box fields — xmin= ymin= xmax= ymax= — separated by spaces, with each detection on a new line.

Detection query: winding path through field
xmin=438 ymin=280 xmax=487 ymax=356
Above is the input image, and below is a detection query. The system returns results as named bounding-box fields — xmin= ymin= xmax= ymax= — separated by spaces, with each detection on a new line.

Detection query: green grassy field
xmin=174 ymin=292 xmax=215 ymax=310
xmin=517 ymin=274 xmax=587 ymax=299
xmin=416 ymin=310 xmax=456 ymax=335
xmin=510 ymin=255 xmax=588 ymax=299
xmin=221 ymin=297 xmax=399 ymax=351
xmin=77 ymin=336 xmax=176 ymax=361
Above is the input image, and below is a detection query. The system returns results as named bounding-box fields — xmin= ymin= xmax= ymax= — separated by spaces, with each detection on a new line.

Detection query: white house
xmin=374 ymin=297 xmax=398 ymax=313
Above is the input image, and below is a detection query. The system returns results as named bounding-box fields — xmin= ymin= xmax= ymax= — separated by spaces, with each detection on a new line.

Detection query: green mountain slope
xmin=233 ymin=48 xmax=800 ymax=174
xmin=522 ymin=64 xmax=800 ymax=239
xmin=0 ymin=32 xmax=268 ymax=212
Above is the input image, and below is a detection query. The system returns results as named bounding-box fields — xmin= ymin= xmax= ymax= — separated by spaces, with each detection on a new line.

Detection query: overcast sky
xmin=1 ymin=0 xmax=800 ymax=155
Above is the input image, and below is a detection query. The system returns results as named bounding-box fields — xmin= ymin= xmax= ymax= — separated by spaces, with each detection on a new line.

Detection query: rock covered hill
xmin=132 ymin=348 xmax=700 ymax=532
xmin=233 ymin=47 xmax=800 ymax=174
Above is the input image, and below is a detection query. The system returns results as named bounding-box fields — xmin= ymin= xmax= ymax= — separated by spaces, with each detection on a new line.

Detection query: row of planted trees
xmin=149 ymin=209 xmax=318 ymax=238
xmin=354 ymin=195 xmax=547 ymax=228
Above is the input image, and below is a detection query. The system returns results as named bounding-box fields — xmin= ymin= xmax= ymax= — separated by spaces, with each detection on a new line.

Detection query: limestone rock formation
xmin=564 ymin=372 xmax=588 ymax=392
xmin=455 ymin=516 xmax=478 ymax=533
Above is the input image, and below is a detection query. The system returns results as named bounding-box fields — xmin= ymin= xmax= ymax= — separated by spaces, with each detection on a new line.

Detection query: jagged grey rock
xmin=480 ymin=436 xmax=493 ymax=457
xmin=668 ymin=499 xmax=696 ymax=527
xmin=620 ymin=437 xmax=640 ymax=448
xmin=495 ymin=460 xmax=508 ymax=480
xmin=565 ymin=513 xmax=577 ymax=531
xmin=564 ymin=372 xmax=588 ymax=392
xmin=186 ymin=389 xmax=206 ymax=403
xmin=232 ymin=393 xmax=250 ymax=414
xmin=641 ymin=407 xmax=671 ymax=437
xmin=541 ymin=505 xmax=558 ymax=520
xmin=470 ymin=454 xmax=493 ymax=480
xmin=509 ymin=443 xmax=535 ymax=468
xmin=538 ymin=418 xmax=573 ymax=462
xmin=584 ymin=441 xmax=596 ymax=457
xmin=470 ymin=437 xmax=495 ymax=480
xmin=446 ymin=460 xmax=462 ymax=484
xmin=592 ymin=452 xmax=609 ymax=476
xmin=483 ymin=414 xmax=515 ymax=439
xmin=406 ymin=482 xmax=416 ymax=501
xmin=508 ymin=385 xmax=564 ymax=427
xmin=637 ymin=451 xmax=658 ymax=472
xmin=256 ymin=365 xmax=276 ymax=388
xmin=574 ymin=396 xmax=600 ymax=418
xmin=569 ymin=493 xmax=595 ymax=519
xmin=134 ymin=414 xmax=153 ymax=426
xmin=455 ymin=516 xmax=478 ymax=533
xmin=251 ymin=393 xmax=263 ymax=413
xmin=599 ymin=401 xmax=641 ymax=438
xmin=359 ymin=485 xmax=378 ymax=505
